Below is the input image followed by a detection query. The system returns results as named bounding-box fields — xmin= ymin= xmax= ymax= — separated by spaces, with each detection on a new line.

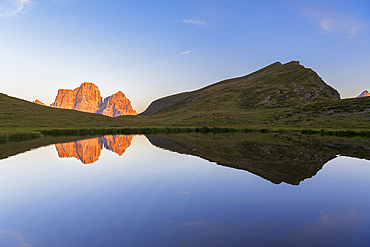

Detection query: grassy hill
xmin=141 ymin=61 xmax=339 ymax=116
xmin=137 ymin=61 xmax=369 ymax=129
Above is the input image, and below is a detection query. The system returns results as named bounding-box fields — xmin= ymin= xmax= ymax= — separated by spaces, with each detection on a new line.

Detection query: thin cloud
xmin=180 ymin=50 xmax=192 ymax=55
xmin=320 ymin=18 xmax=333 ymax=32
xmin=300 ymin=3 xmax=366 ymax=38
xmin=0 ymin=0 xmax=32 ymax=18
xmin=318 ymin=16 xmax=365 ymax=37
xmin=182 ymin=19 xmax=207 ymax=26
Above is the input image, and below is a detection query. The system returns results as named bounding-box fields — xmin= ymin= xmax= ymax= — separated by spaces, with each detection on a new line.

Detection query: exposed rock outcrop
xmin=51 ymin=82 xmax=102 ymax=113
xmin=50 ymin=82 xmax=137 ymax=117
xmin=357 ymin=90 xmax=370 ymax=98
xmin=33 ymin=99 xmax=46 ymax=106
xmin=55 ymin=134 xmax=135 ymax=164
xmin=96 ymin=91 xmax=137 ymax=117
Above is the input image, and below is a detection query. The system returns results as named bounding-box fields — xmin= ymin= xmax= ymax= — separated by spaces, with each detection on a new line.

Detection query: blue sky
xmin=0 ymin=0 xmax=369 ymax=112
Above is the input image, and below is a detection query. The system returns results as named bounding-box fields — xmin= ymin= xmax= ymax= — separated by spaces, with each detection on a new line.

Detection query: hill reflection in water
xmin=55 ymin=135 xmax=135 ymax=164
xmin=147 ymin=132 xmax=370 ymax=185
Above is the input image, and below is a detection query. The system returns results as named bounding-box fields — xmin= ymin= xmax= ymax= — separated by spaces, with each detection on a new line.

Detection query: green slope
xmin=141 ymin=61 xmax=340 ymax=116
xmin=137 ymin=61 xmax=369 ymax=129
xmin=0 ymin=93 xmax=129 ymax=129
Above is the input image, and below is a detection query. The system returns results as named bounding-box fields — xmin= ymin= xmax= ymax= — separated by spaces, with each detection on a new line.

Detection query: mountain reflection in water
xmin=1 ymin=133 xmax=370 ymax=246
xmin=50 ymin=132 xmax=370 ymax=185
xmin=55 ymin=135 xmax=135 ymax=164
xmin=1 ymin=132 xmax=369 ymax=184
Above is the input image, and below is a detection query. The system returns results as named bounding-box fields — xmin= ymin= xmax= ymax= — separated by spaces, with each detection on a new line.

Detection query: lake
xmin=0 ymin=133 xmax=370 ymax=246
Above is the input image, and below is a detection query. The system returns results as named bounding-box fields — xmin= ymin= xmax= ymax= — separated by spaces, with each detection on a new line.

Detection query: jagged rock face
xmin=96 ymin=91 xmax=137 ymax=117
xmin=33 ymin=99 xmax=46 ymax=106
xmin=51 ymin=82 xmax=102 ymax=113
xmin=55 ymin=135 xmax=134 ymax=164
xmin=75 ymin=82 xmax=102 ymax=113
xmin=357 ymin=90 xmax=370 ymax=97
xmin=51 ymin=88 xmax=79 ymax=109
xmin=50 ymin=82 xmax=137 ymax=116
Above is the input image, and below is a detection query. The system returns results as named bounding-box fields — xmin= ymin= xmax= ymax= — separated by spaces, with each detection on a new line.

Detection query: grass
xmin=0 ymin=131 xmax=42 ymax=143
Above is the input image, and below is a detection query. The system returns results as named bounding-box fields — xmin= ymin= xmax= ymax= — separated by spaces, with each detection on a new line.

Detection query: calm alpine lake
xmin=0 ymin=133 xmax=370 ymax=246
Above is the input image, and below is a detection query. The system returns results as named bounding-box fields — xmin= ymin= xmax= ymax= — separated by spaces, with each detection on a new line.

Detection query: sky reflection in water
xmin=0 ymin=135 xmax=369 ymax=247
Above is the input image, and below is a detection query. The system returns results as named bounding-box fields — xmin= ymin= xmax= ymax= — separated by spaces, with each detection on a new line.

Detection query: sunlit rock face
xmin=51 ymin=88 xmax=79 ymax=109
xmin=50 ymin=82 xmax=137 ymax=116
xmin=55 ymin=135 xmax=135 ymax=164
xmin=51 ymin=82 xmax=102 ymax=113
xmin=33 ymin=99 xmax=46 ymax=106
xmin=357 ymin=90 xmax=370 ymax=97
xmin=75 ymin=82 xmax=103 ymax=113
xmin=96 ymin=91 xmax=137 ymax=117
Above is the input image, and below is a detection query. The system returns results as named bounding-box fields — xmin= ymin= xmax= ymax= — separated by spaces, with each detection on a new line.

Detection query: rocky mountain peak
xmin=357 ymin=90 xmax=370 ymax=98
xmin=50 ymin=82 xmax=137 ymax=117
xmin=96 ymin=90 xmax=137 ymax=117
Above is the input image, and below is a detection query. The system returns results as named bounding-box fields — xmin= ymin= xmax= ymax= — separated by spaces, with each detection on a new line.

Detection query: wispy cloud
xmin=0 ymin=0 xmax=32 ymax=18
xmin=180 ymin=50 xmax=192 ymax=55
xmin=317 ymin=16 xmax=365 ymax=38
xmin=182 ymin=19 xmax=207 ymax=26
xmin=0 ymin=230 xmax=31 ymax=247
xmin=300 ymin=3 xmax=366 ymax=39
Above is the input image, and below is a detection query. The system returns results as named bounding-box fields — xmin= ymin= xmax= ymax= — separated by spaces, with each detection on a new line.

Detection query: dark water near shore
xmin=0 ymin=133 xmax=370 ymax=246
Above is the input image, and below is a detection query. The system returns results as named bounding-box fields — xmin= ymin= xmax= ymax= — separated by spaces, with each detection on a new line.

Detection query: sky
xmin=0 ymin=0 xmax=369 ymax=113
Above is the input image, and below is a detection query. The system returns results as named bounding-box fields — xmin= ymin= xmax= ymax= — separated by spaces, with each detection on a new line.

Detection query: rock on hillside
xmin=50 ymin=82 xmax=137 ymax=117
xmin=141 ymin=61 xmax=340 ymax=116
xmin=33 ymin=99 xmax=46 ymax=106
xmin=357 ymin=90 xmax=370 ymax=98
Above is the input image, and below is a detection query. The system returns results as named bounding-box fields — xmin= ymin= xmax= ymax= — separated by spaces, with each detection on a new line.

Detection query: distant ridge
xmin=357 ymin=90 xmax=370 ymax=98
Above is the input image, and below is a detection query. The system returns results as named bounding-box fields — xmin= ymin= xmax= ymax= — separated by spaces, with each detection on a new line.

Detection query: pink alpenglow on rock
xmin=50 ymin=82 xmax=137 ymax=117
xmin=96 ymin=91 xmax=137 ymax=117
xmin=33 ymin=99 xmax=46 ymax=106
xmin=357 ymin=90 xmax=370 ymax=98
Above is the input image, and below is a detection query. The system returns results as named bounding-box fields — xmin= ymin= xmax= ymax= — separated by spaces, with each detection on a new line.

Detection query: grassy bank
xmin=0 ymin=131 xmax=42 ymax=142
xmin=2 ymin=125 xmax=370 ymax=145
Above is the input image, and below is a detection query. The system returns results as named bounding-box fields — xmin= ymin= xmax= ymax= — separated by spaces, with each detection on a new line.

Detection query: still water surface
xmin=0 ymin=134 xmax=370 ymax=246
